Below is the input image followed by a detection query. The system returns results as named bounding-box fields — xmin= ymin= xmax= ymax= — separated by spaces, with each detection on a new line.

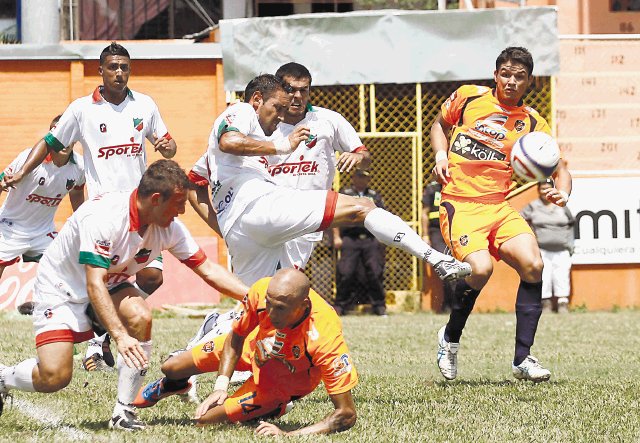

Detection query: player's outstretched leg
xmin=355 ymin=205 xmax=471 ymax=281
xmin=134 ymin=376 xmax=193 ymax=408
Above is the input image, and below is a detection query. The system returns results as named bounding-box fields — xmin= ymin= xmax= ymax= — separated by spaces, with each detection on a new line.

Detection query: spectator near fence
xmin=521 ymin=179 xmax=575 ymax=314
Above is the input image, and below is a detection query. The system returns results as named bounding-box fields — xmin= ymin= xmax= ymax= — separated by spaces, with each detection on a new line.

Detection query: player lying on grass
xmin=135 ymin=268 xmax=358 ymax=436
xmin=0 ymin=160 xmax=249 ymax=431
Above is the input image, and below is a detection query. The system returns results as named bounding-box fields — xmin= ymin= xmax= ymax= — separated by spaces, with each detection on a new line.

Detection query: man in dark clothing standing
xmin=333 ymin=170 xmax=387 ymax=316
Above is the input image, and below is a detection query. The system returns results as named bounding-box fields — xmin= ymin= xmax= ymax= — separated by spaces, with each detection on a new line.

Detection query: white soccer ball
xmin=510 ymin=131 xmax=560 ymax=182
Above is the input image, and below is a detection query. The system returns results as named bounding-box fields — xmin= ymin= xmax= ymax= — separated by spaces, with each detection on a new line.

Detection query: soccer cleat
xmin=436 ymin=325 xmax=459 ymax=380
xmin=108 ymin=409 xmax=145 ymax=431
xmin=0 ymin=364 xmax=9 ymax=418
xmin=512 ymin=355 xmax=551 ymax=383
xmin=102 ymin=335 xmax=115 ymax=368
xmin=133 ymin=378 xmax=192 ymax=408
xmin=82 ymin=353 xmax=114 ymax=372
xmin=433 ymin=258 xmax=472 ymax=282
xmin=178 ymin=375 xmax=199 ymax=404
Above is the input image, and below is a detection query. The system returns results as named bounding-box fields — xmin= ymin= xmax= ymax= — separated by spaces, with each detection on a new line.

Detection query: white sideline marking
xmin=12 ymin=398 xmax=91 ymax=441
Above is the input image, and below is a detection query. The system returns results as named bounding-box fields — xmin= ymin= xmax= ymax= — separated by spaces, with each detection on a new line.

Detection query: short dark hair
xmin=495 ymin=47 xmax=534 ymax=76
xmin=138 ymin=160 xmax=192 ymax=200
xmin=243 ymin=74 xmax=290 ymax=103
xmin=275 ymin=62 xmax=312 ymax=84
xmin=50 ymin=114 xmax=63 ymax=130
xmin=100 ymin=42 xmax=130 ymax=65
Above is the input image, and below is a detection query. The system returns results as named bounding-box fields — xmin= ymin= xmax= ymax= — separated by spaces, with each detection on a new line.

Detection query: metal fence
xmin=302 ymin=78 xmax=552 ymax=301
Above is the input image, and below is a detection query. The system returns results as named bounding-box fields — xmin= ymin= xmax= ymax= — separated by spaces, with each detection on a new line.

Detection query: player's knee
xmin=125 ymin=303 xmax=153 ymax=339
xmin=468 ymin=261 xmax=492 ymax=287
xmin=524 ymin=257 xmax=544 ymax=282
xmin=37 ymin=366 xmax=72 ymax=392
xmin=161 ymin=354 xmax=188 ymax=379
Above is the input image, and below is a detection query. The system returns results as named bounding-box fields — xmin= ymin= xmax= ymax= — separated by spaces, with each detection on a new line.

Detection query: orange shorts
xmin=439 ymin=198 xmax=533 ymax=261
xmin=191 ymin=333 xmax=321 ymax=423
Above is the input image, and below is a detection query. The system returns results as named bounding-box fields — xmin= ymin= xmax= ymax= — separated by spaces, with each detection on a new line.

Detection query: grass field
xmin=1 ymin=309 xmax=639 ymax=442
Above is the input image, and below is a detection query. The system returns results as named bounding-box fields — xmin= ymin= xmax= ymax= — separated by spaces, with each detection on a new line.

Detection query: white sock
xmin=85 ymin=333 xmax=107 ymax=359
xmin=2 ymin=358 xmax=37 ymax=392
xmin=114 ymin=340 xmax=152 ymax=414
xmin=364 ymin=208 xmax=450 ymax=265
xmin=132 ymin=282 xmax=150 ymax=298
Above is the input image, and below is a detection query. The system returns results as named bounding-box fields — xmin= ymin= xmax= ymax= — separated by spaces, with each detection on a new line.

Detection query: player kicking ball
xmin=0 ymin=160 xmax=249 ymax=431
xmin=430 ymin=47 xmax=572 ymax=382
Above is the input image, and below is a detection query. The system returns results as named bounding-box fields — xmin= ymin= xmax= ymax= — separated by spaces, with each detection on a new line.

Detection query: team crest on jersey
xmin=111 ymin=255 xmax=120 ymax=265
xmin=134 ymin=248 xmax=152 ymax=264
xmin=459 ymin=235 xmax=469 ymax=246
xmin=305 ymin=134 xmax=318 ymax=148
xmin=65 ymin=179 xmax=75 ymax=190
xmin=100 ymin=123 xmax=107 ymax=133
xmin=133 ymin=118 xmax=144 ymax=131
xmin=514 ymin=120 xmax=525 ymax=132
xmin=94 ymin=240 xmax=111 ymax=257
xmin=332 ymin=353 xmax=352 ymax=377
xmin=44 ymin=309 xmax=53 ymax=319
xmin=292 ymin=345 xmax=301 ymax=359
xmin=202 ymin=341 xmax=216 ymax=353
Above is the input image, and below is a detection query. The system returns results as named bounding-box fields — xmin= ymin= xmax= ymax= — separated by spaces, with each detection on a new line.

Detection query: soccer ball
xmin=510 ymin=131 xmax=560 ymax=182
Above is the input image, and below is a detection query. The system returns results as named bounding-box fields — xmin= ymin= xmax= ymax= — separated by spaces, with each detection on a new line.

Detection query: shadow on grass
xmin=431 ymin=379 xmax=569 ymax=388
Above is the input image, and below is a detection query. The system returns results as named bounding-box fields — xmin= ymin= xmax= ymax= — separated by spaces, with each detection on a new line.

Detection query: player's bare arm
xmin=69 ymin=187 xmax=85 ymax=211
xmin=543 ymin=159 xmax=572 ymax=207
xmin=430 ymin=112 xmax=452 ymax=185
xmin=219 ymin=125 xmax=310 ymax=156
xmin=152 ymin=132 xmax=177 ymax=159
xmin=191 ymin=260 xmax=249 ymax=301
xmin=85 ymin=265 xmax=148 ymax=370
xmin=2 ymin=139 xmax=50 ymax=189
xmin=194 ymin=331 xmax=245 ymax=421
xmin=337 ymin=149 xmax=371 ymax=173
xmin=255 ymin=390 xmax=357 ymax=436
xmin=188 ymin=186 xmax=222 ymax=236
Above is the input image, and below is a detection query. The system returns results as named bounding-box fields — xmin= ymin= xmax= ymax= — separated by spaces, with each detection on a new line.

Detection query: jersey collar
xmin=129 ymin=189 xmax=141 ymax=232
xmin=92 ymin=86 xmax=135 ymax=104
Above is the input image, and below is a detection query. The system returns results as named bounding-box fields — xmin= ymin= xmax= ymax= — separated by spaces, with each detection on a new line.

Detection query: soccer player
xmin=0 ymin=160 xmax=249 ymax=430
xmin=3 ymin=42 xmax=178 ymax=369
xmin=0 ymin=114 xmax=85 ymax=279
xmin=191 ymin=73 xmax=470 ymax=288
xmin=137 ymin=268 xmax=358 ymax=436
xmin=430 ymin=47 xmax=572 ymax=382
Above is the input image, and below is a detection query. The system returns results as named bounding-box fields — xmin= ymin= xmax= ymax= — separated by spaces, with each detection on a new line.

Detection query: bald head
xmin=265 ymin=269 xmax=311 ymax=329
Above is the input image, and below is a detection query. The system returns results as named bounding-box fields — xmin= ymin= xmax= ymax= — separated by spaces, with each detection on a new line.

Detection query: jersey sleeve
xmin=45 ymin=104 xmax=80 ymax=152
xmin=77 ymin=213 xmax=116 ymax=269
xmin=231 ymin=278 xmax=267 ymax=337
xmin=147 ymin=99 xmax=171 ymax=142
xmin=330 ymin=111 xmax=364 ymax=153
xmin=311 ymin=323 xmax=358 ymax=395
xmin=167 ymin=219 xmax=207 ymax=269
xmin=215 ymin=103 xmax=256 ymax=142
xmin=440 ymin=85 xmax=489 ymax=127
xmin=188 ymin=152 xmax=211 ymax=187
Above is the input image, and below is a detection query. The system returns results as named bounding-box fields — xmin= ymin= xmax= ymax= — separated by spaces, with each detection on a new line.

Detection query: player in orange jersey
xmin=430 ymin=47 xmax=572 ymax=382
xmin=135 ymin=268 xmax=358 ymax=436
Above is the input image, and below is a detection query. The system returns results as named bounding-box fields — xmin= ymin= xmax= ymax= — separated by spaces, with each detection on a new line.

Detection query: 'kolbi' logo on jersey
xmin=134 ymin=248 xmax=152 ymax=264
xmin=451 ymin=134 xmax=506 ymax=162
xmin=133 ymin=118 xmax=144 ymax=131
xmin=97 ymin=143 xmax=144 ymax=160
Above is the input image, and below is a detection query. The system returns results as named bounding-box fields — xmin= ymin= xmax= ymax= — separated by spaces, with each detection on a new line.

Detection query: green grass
xmin=1 ymin=310 xmax=639 ymax=442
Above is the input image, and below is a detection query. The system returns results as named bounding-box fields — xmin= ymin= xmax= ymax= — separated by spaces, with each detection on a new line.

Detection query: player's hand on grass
xmin=337 ymin=152 xmax=366 ymax=173
xmin=255 ymin=420 xmax=287 ymax=436
xmin=542 ymin=187 xmax=569 ymax=207
xmin=194 ymin=390 xmax=228 ymax=419
xmin=114 ymin=334 xmax=148 ymax=370
xmin=432 ymin=159 xmax=450 ymax=185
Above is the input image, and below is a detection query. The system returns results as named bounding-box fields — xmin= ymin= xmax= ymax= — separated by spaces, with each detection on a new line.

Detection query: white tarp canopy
xmin=220 ymin=7 xmax=559 ymax=91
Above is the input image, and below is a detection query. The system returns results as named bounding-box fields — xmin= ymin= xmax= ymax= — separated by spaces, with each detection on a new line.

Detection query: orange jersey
xmin=440 ymin=85 xmax=551 ymax=203
xmin=232 ymin=277 xmax=358 ymax=396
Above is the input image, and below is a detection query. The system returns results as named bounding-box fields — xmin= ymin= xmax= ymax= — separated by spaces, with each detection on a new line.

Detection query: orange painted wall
xmin=0 ymin=57 xmax=227 ymax=238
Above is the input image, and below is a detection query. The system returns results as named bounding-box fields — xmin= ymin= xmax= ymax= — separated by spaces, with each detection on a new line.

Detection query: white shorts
xmin=32 ymin=294 xmax=94 ymax=348
xmin=225 ymin=188 xmax=337 ymax=285
xmin=281 ymin=237 xmax=318 ymax=270
xmin=0 ymin=226 xmax=56 ymax=266
xmin=144 ymin=254 xmax=164 ymax=271
xmin=540 ymin=249 xmax=571 ymax=299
